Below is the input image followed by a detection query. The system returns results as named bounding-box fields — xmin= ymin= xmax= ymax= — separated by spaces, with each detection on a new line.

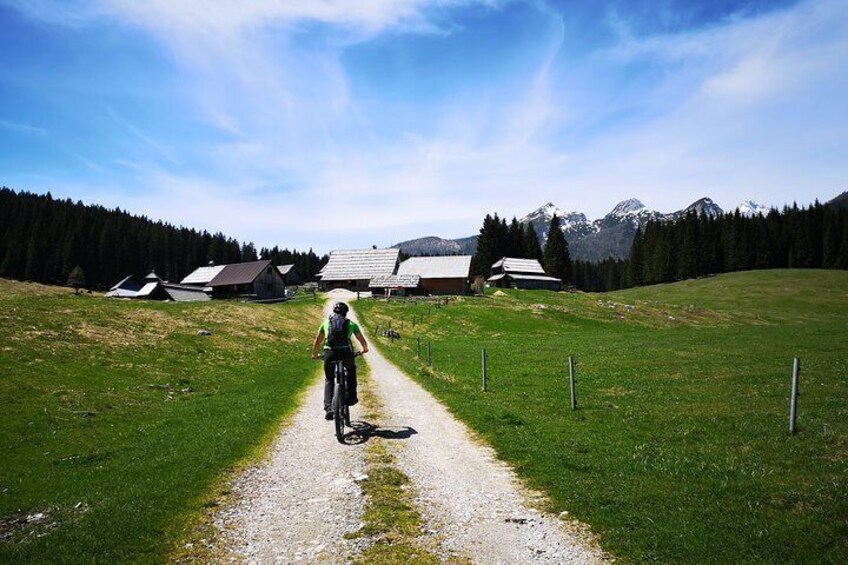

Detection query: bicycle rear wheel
xmin=333 ymin=381 xmax=345 ymax=443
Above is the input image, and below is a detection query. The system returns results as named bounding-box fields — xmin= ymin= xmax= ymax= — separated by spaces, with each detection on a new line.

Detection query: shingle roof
xmin=319 ymin=249 xmax=399 ymax=281
xmin=181 ymin=265 xmax=226 ymax=285
xmin=397 ymin=255 xmax=472 ymax=279
xmin=369 ymin=274 xmax=421 ymax=288
xmin=492 ymin=257 xmax=546 ymax=275
xmin=208 ymin=260 xmax=275 ymax=287
xmin=161 ymin=283 xmax=211 ymax=302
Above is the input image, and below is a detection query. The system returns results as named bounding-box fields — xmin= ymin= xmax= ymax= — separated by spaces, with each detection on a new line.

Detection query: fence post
xmin=427 ymin=341 xmax=432 ymax=367
xmin=482 ymin=348 xmax=488 ymax=392
xmin=417 ymin=336 xmax=421 ymax=359
xmin=568 ymin=356 xmax=577 ymax=410
xmin=789 ymin=357 xmax=800 ymax=434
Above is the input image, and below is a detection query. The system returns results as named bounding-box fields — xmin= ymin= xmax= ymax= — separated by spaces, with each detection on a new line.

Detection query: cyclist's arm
xmin=353 ymin=330 xmax=369 ymax=354
xmin=311 ymin=329 xmax=325 ymax=359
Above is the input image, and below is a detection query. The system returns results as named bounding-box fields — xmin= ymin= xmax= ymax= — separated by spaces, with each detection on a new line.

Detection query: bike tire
xmin=333 ymin=382 xmax=344 ymax=443
xmin=343 ymin=402 xmax=351 ymax=427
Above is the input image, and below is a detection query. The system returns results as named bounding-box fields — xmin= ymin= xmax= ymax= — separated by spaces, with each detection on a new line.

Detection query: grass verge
xmin=355 ymin=270 xmax=848 ymax=564
xmin=348 ymin=365 xmax=458 ymax=565
xmin=0 ymin=279 xmax=322 ymax=564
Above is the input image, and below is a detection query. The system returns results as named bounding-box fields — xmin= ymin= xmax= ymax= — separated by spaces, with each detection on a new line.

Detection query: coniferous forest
xmin=473 ymin=200 xmax=848 ymax=292
xmin=0 ymin=187 xmax=327 ymax=289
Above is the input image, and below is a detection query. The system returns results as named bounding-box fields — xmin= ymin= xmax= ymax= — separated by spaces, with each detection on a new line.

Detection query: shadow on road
xmin=342 ymin=421 xmax=418 ymax=445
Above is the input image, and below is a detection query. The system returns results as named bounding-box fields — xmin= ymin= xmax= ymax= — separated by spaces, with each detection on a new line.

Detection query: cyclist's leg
xmin=344 ymin=351 xmax=358 ymax=405
xmin=322 ymin=350 xmax=334 ymax=412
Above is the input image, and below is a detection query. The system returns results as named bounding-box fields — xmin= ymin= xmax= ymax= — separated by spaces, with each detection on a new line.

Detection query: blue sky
xmin=1 ymin=0 xmax=846 ymax=252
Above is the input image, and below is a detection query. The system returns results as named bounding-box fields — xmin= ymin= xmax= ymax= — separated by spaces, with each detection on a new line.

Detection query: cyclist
xmin=311 ymin=302 xmax=369 ymax=420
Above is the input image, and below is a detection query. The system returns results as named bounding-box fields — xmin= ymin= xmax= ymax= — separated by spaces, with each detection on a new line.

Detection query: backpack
xmin=326 ymin=314 xmax=351 ymax=350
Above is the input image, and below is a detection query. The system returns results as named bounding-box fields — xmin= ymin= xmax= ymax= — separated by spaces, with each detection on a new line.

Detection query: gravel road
xmin=218 ymin=294 xmax=606 ymax=564
xmin=216 ymin=300 xmax=368 ymax=564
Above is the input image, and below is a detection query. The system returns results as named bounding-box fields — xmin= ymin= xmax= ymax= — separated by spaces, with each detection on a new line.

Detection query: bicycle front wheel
xmin=333 ymin=382 xmax=345 ymax=443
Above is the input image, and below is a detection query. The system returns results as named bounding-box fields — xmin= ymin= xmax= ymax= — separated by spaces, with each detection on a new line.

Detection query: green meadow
xmin=355 ymin=270 xmax=848 ymax=564
xmin=0 ymin=280 xmax=321 ymax=564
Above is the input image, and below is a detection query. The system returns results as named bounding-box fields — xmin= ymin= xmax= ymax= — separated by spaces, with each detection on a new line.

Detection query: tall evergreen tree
xmin=507 ymin=217 xmax=525 ymax=258
xmin=542 ymin=214 xmax=572 ymax=284
xmin=523 ymin=223 xmax=543 ymax=261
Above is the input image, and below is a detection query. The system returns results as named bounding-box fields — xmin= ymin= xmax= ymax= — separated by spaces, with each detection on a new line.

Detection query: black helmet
xmin=333 ymin=302 xmax=349 ymax=316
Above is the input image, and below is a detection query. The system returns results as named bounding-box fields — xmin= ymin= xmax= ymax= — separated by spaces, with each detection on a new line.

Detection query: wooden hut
xmin=487 ymin=257 xmax=562 ymax=291
xmin=317 ymin=248 xmax=400 ymax=291
xmin=397 ymin=255 xmax=472 ymax=295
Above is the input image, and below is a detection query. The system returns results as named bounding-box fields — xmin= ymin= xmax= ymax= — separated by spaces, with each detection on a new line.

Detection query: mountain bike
xmin=331 ymin=352 xmax=361 ymax=443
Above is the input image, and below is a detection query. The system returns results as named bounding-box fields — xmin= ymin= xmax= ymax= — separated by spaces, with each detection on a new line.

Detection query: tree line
xmin=625 ymin=201 xmax=848 ymax=288
xmin=472 ymin=213 xmax=571 ymax=282
xmin=471 ymin=200 xmax=848 ymax=292
xmin=0 ymin=187 xmax=327 ymax=289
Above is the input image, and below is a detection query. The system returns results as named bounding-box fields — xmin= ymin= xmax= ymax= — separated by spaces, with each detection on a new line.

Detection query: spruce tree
xmin=523 ymin=223 xmax=543 ymax=261
xmin=542 ymin=214 xmax=572 ymax=284
xmin=507 ymin=217 xmax=525 ymax=258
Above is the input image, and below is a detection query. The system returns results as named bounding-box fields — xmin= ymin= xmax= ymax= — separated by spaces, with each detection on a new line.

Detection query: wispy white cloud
xmin=0 ymin=118 xmax=48 ymax=136
xmin=4 ymin=0 xmax=846 ymax=251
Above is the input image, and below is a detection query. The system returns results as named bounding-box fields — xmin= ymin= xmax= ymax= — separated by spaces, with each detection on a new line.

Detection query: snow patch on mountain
xmin=737 ymin=200 xmax=769 ymax=217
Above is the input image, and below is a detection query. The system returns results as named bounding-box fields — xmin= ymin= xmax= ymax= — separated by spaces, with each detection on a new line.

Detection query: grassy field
xmin=355 ymin=270 xmax=848 ymax=564
xmin=0 ymin=279 xmax=322 ymax=564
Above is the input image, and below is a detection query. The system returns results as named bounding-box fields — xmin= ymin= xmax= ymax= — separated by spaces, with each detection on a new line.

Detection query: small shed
xmin=276 ymin=264 xmax=303 ymax=286
xmin=487 ymin=257 xmax=562 ymax=291
xmin=397 ymin=255 xmax=472 ymax=295
xmin=318 ymin=248 xmax=400 ymax=291
xmin=207 ymin=259 xmax=286 ymax=300
xmin=369 ymin=274 xmax=421 ymax=297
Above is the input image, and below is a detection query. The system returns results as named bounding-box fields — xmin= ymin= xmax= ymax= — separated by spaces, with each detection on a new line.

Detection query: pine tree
xmin=523 ymin=223 xmax=543 ymax=261
xmin=507 ymin=217 xmax=525 ymax=258
xmin=542 ymin=214 xmax=572 ymax=284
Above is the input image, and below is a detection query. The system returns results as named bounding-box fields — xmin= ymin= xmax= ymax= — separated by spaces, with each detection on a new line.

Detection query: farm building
xmin=276 ymin=264 xmax=303 ymax=285
xmin=205 ymin=259 xmax=286 ymax=300
xmin=487 ymin=257 xmax=562 ymax=291
xmin=180 ymin=264 xmax=225 ymax=286
xmin=369 ymin=274 xmax=421 ymax=297
xmin=317 ymin=248 xmax=400 ymax=291
xmin=397 ymin=255 xmax=473 ymax=295
xmin=105 ymin=271 xmax=210 ymax=302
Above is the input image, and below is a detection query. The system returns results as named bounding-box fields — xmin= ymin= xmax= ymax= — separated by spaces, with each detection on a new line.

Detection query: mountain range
xmin=393 ymin=197 xmax=771 ymax=261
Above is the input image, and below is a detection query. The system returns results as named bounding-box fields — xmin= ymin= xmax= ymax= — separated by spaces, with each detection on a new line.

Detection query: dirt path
xmin=350 ymin=305 xmax=607 ymax=565
xmin=216 ymin=300 xmax=369 ymax=564
xmin=218 ymin=294 xmax=605 ymax=564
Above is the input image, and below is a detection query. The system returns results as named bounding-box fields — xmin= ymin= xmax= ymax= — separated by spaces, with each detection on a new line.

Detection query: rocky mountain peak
xmin=609 ymin=198 xmax=648 ymax=217
xmin=737 ymin=200 xmax=769 ymax=217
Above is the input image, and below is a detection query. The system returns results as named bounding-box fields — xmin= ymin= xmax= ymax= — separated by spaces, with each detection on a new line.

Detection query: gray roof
xmin=492 ymin=257 xmax=546 ymax=275
xmin=369 ymin=274 xmax=421 ymax=289
xmin=319 ymin=249 xmax=400 ymax=281
xmin=397 ymin=255 xmax=472 ymax=279
xmin=181 ymin=265 xmax=226 ymax=285
xmin=136 ymin=281 xmax=161 ymax=297
xmin=508 ymin=273 xmax=562 ymax=282
xmin=209 ymin=260 xmax=276 ymax=287
xmin=105 ymin=288 xmax=140 ymax=298
xmin=109 ymin=275 xmax=142 ymax=292
xmin=162 ymin=283 xmax=211 ymax=302
xmin=276 ymin=264 xmax=296 ymax=275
